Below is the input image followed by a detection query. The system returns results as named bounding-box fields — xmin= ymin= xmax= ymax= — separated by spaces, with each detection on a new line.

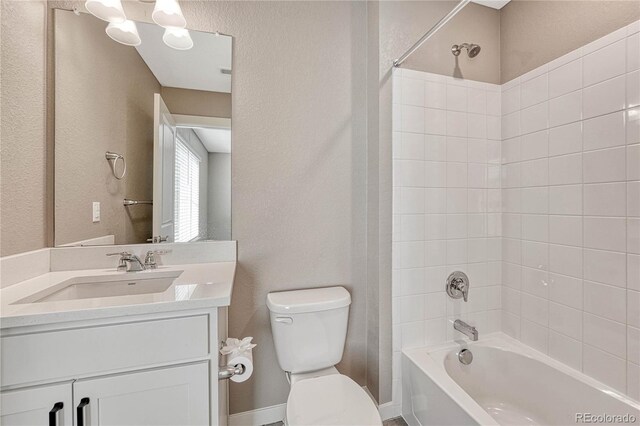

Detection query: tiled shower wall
xmin=500 ymin=21 xmax=640 ymax=399
xmin=391 ymin=19 xmax=640 ymax=411
xmin=391 ymin=69 xmax=503 ymax=415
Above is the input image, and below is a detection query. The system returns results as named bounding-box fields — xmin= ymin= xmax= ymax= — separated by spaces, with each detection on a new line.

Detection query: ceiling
xmin=193 ymin=127 xmax=231 ymax=154
xmin=471 ymin=0 xmax=511 ymax=9
xmin=135 ymin=22 xmax=232 ymax=93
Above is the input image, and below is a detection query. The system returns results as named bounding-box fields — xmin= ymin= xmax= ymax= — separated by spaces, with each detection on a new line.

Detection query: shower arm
xmin=393 ymin=0 xmax=471 ymax=68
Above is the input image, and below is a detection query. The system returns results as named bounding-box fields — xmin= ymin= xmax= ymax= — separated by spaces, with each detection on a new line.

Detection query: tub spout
xmin=454 ymin=319 xmax=478 ymax=341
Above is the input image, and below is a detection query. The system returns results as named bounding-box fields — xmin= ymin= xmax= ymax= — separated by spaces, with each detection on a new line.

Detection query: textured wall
xmin=382 ymin=1 xmax=501 ymax=84
xmin=54 ymin=10 xmax=159 ymax=246
xmin=501 ymin=0 xmax=640 ymax=83
xmin=0 ymin=0 xmax=47 ymax=256
xmin=1 ymin=1 xmax=370 ymax=414
xmin=161 ymin=87 xmax=231 ymax=118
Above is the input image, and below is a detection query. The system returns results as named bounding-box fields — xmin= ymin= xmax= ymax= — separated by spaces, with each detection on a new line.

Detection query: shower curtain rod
xmin=393 ymin=0 xmax=471 ymax=68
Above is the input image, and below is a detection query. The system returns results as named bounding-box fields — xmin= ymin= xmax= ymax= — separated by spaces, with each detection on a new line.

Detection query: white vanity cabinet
xmin=1 ymin=382 xmax=73 ymax=426
xmin=0 ymin=308 xmax=228 ymax=426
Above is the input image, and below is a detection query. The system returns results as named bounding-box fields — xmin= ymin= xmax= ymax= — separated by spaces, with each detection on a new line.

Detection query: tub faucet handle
xmin=446 ymin=271 xmax=469 ymax=302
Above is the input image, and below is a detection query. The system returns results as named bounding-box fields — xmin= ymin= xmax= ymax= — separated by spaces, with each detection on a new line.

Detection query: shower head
xmin=452 ymin=43 xmax=481 ymax=58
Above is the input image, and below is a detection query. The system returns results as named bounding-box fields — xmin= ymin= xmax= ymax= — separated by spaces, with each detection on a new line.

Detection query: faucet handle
xmin=446 ymin=271 xmax=470 ymax=302
xmin=106 ymin=252 xmax=130 ymax=271
xmin=106 ymin=251 xmax=131 ymax=257
xmin=144 ymin=250 xmax=169 ymax=269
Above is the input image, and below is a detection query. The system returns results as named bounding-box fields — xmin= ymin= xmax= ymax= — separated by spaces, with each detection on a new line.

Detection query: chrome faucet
xmin=454 ymin=319 xmax=478 ymax=341
xmin=107 ymin=252 xmax=146 ymax=272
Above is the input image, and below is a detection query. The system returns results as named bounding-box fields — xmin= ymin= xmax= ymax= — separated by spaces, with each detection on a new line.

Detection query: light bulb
xmin=85 ymin=0 xmax=126 ymax=23
xmin=105 ymin=20 xmax=141 ymax=46
xmin=152 ymin=0 xmax=187 ymax=28
xmin=163 ymin=27 xmax=193 ymax=50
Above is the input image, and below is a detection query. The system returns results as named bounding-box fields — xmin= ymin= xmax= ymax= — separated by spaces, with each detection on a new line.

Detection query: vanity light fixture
xmin=106 ymin=20 xmax=142 ymax=46
xmin=85 ymin=0 xmax=126 ymax=23
xmin=152 ymin=0 xmax=187 ymax=28
xmin=162 ymin=27 xmax=194 ymax=50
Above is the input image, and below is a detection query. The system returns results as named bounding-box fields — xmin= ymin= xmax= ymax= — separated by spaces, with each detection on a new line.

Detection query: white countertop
xmin=0 ymin=261 xmax=235 ymax=329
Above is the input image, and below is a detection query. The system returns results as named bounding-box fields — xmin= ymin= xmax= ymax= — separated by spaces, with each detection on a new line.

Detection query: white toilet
xmin=267 ymin=286 xmax=383 ymax=426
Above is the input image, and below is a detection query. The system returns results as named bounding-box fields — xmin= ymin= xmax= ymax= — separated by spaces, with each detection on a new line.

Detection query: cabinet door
xmin=73 ymin=363 xmax=209 ymax=426
xmin=1 ymin=382 xmax=72 ymax=426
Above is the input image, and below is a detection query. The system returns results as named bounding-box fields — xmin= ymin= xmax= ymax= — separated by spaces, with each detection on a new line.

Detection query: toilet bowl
xmin=267 ymin=287 xmax=382 ymax=426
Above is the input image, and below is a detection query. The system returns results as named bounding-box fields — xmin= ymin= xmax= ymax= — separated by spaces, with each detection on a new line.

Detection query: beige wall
xmin=501 ymin=0 xmax=640 ymax=83
xmin=54 ymin=10 xmax=158 ymax=246
xmin=0 ymin=0 xmax=47 ymax=256
xmin=161 ymin=87 xmax=231 ymax=118
xmin=1 ymin=0 xmax=369 ymax=413
xmin=383 ymin=1 xmax=501 ymax=83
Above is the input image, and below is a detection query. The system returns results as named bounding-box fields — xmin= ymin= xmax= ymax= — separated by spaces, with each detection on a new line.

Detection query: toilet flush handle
xmin=275 ymin=316 xmax=293 ymax=324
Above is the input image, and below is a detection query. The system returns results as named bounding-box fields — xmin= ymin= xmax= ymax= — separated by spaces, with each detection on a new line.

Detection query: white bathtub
xmin=402 ymin=333 xmax=640 ymax=425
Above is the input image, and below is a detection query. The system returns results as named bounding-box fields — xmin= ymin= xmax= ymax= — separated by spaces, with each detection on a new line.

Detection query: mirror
xmin=53 ymin=9 xmax=232 ymax=246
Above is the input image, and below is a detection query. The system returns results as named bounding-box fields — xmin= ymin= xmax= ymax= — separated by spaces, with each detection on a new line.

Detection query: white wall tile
xmin=584 ymin=182 xmax=627 ymax=217
xmin=583 ymin=39 xmax=626 ymax=87
xmin=583 ymin=147 xmax=626 ymax=183
xmin=425 ymin=81 xmax=446 ymax=109
xmin=583 ymin=75 xmax=626 ymax=119
xmin=629 ymin=290 xmax=640 ymax=327
xmin=521 ymin=130 xmax=549 ymax=161
xmin=583 ymin=344 xmax=627 ymax=392
xmin=402 ymin=77 xmax=425 ymax=107
xmin=425 ymin=135 xmax=447 ymax=161
xmin=468 ymin=88 xmax=487 ymax=114
xmin=550 ymin=90 xmax=582 ymax=127
xmin=549 ymin=273 xmax=583 ymax=310
xmin=549 ymin=153 xmax=582 ymax=185
xmin=549 ymin=215 xmax=582 ymax=247
xmin=584 ymin=217 xmax=627 ymax=252
xmin=549 ymin=331 xmax=582 ymax=370
xmin=628 ymin=108 xmax=640 ymax=144
xmin=629 ymin=362 xmax=640 ymax=401
xmin=627 ymin=70 xmax=639 ymax=108
xmin=583 ymin=248 xmax=627 ymax=288
xmin=521 ymin=102 xmax=548 ymax=135
xmin=629 ymin=181 xmax=640 ymax=217
xmin=628 ymin=32 xmax=640 ymax=72
xmin=521 ymin=319 xmax=549 ymax=353
xmin=628 ymin=144 xmax=640 ymax=180
xmin=549 ymin=122 xmax=582 ymax=157
xmin=583 ymin=313 xmax=627 ymax=358
xmin=424 ymin=161 xmax=446 ymax=188
xmin=549 ymin=185 xmax=583 ymax=215
xmin=425 ymin=108 xmax=447 ymax=135
xmin=447 ymin=111 xmax=468 ymax=137
xmin=549 ymin=244 xmax=583 ymax=278
xmin=521 ymin=74 xmax=548 ymax=108
xmin=402 ymin=105 xmax=425 ymax=133
xmin=583 ymin=111 xmax=626 ymax=151
xmin=549 ymin=302 xmax=582 ymax=340
xmin=583 ymin=280 xmax=627 ymax=323
xmin=549 ymin=59 xmax=582 ymax=99
xmin=447 ymin=84 xmax=467 ymax=112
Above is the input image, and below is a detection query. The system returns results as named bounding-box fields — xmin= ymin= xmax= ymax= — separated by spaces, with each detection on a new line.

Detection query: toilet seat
xmin=286 ymin=374 xmax=382 ymax=426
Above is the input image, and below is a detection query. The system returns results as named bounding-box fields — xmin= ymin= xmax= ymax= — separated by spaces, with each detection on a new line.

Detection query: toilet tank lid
xmin=267 ymin=286 xmax=351 ymax=314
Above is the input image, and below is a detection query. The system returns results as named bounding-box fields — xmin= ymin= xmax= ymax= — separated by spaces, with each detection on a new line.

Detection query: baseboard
xmin=228 ymin=403 xmax=286 ymax=426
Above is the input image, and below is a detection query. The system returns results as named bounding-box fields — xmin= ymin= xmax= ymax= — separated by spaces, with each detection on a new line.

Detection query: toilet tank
xmin=267 ymin=286 xmax=351 ymax=374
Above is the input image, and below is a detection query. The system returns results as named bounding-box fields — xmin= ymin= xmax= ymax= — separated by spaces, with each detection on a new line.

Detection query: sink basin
xmin=15 ymin=270 xmax=183 ymax=304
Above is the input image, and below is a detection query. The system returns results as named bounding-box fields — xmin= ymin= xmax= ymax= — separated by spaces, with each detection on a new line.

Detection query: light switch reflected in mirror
xmin=53 ymin=9 xmax=232 ymax=247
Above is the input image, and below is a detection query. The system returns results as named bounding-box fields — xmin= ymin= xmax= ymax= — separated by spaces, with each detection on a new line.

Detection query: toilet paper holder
xmin=218 ymin=363 xmax=246 ymax=380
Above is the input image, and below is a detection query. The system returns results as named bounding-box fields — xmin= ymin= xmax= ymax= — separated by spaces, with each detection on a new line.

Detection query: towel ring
xmin=105 ymin=151 xmax=126 ymax=180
